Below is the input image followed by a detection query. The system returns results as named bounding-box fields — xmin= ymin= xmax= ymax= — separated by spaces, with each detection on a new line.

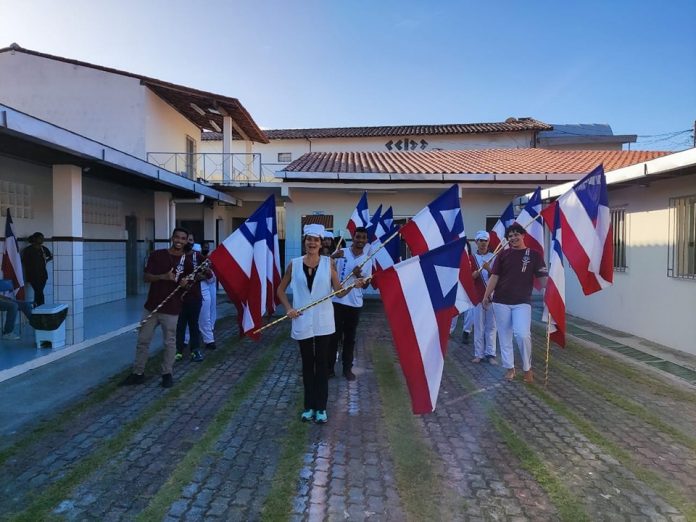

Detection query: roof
xmin=538 ymin=123 xmax=637 ymax=146
xmin=0 ymin=44 xmax=268 ymax=144
xmin=281 ymin=149 xmax=669 ymax=179
xmin=201 ymin=117 xmax=552 ymax=141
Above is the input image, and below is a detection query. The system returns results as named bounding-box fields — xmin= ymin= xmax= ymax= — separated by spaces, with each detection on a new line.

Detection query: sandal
xmin=504 ymin=368 xmax=516 ymax=381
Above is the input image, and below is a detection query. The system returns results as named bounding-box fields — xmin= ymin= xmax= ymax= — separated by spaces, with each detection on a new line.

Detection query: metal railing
xmin=146 ymin=152 xmax=283 ymax=184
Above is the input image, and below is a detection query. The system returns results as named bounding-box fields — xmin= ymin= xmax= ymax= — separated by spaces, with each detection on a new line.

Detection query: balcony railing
xmin=146 ymin=152 xmax=283 ymax=184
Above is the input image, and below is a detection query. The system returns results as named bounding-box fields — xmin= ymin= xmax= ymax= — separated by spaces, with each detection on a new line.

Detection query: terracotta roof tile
xmin=282 ymin=149 xmax=669 ymax=177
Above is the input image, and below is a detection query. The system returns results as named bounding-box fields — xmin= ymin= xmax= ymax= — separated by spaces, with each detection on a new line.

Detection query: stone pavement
xmin=0 ymin=302 xmax=695 ymax=521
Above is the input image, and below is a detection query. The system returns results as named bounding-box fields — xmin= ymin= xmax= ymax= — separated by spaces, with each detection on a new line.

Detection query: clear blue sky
xmin=2 ymin=0 xmax=695 ymax=150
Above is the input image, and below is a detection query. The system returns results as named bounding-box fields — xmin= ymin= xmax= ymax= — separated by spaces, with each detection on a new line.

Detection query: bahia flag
xmin=209 ymin=195 xmax=280 ymax=337
xmin=2 ymin=209 xmax=25 ymax=300
xmin=370 ymin=224 xmax=401 ymax=274
xmin=556 ymin=165 xmax=613 ymax=295
xmin=347 ymin=192 xmax=370 ymax=236
xmin=366 ymin=204 xmax=383 ymax=242
xmin=541 ymin=202 xmax=566 ymax=347
xmin=400 ymin=184 xmax=464 ymax=256
xmin=516 ymin=187 xmax=545 ymax=289
xmin=373 ymin=238 xmax=475 ymax=414
xmin=488 ymin=202 xmax=515 ymax=252
xmin=382 ymin=206 xmax=394 ymax=231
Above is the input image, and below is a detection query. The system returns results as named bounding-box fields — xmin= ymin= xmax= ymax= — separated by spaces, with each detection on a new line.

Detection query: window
xmin=277 ymin=152 xmax=292 ymax=163
xmin=185 ymin=136 xmax=196 ymax=179
xmin=668 ymin=195 xmax=696 ymax=279
xmin=0 ymin=181 xmax=33 ymax=219
xmin=611 ymin=208 xmax=627 ymax=271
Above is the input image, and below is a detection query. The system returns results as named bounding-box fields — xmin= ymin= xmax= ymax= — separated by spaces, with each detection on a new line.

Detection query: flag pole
xmin=136 ymin=259 xmax=211 ymax=330
xmin=340 ymin=227 xmax=400 ymax=285
xmin=332 ymin=233 xmax=344 ymax=255
xmin=252 ymin=276 xmax=372 ymax=335
xmin=544 ymin=306 xmax=552 ymax=388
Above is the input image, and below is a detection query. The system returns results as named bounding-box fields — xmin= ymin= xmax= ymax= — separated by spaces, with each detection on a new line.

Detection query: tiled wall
xmin=84 ymin=241 xmax=126 ymax=307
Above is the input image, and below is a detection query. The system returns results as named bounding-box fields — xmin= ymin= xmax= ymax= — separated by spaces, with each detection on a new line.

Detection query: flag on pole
xmin=556 ymin=165 xmax=613 ymax=295
xmin=541 ymin=202 xmax=566 ymax=347
xmin=488 ymin=202 xmax=515 ymax=252
xmin=400 ymin=185 xmax=464 ymax=256
xmin=2 ymin=209 xmax=25 ymax=300
xmin=516 ymin=187 xmax=544 ymax=255
xmin=373 ymin=238 xmax=474 ymax=414
xmin=382 ymin=206 xmax=394 ymax=230
xmin=209 ymin=195 xmax=280 ymax=337
xmin=347 ymin=192 xmax=370 ymax=236
xmin=370 ymin=225 xmax=401 ymax=273
xmin=366 ymin=204 xmax=383 ymax=242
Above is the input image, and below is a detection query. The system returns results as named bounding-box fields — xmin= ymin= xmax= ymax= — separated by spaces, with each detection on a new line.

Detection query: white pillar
xmin=222 ymin=115 xmax=233 ymax=183
xmin=203 ymin=206 xmax=216 ymax=245
xmin=52 ymin=164 xmax=84 ymax=345
xmin=154 ymin=191 xmax=172 ymax=249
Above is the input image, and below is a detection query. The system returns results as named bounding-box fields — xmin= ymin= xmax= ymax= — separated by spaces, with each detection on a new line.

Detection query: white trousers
xmin=472 ymin=303 xmax=497 ymax=358
xmin=449 ymin=308 xmax=474 ymax=335
xmin=198 ymin=280 xmax=217 ymax=344
xmin=492 ymin=303 xmax=532 ymax=371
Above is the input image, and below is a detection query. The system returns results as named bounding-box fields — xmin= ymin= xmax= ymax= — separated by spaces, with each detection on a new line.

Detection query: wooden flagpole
xmin=332 ymin=233 xmax=344 ymax=255
xmin=544 ymin=307 xmax=552 ymax=388
xmin=340 ymin=227 xmax=401 ymax=285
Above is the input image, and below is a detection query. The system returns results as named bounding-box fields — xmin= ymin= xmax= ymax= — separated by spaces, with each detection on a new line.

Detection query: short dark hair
xmin=505 ymin=223 xmax=526 ymax=237
xmin=172 ymin=227 xmax=190 ymax=237
xmin=353 ymin=227 xmax=368 ymax=236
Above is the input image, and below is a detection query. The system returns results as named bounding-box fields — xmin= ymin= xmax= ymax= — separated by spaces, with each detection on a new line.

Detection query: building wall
xmin=564 ymin=176 xmax=696 ymax=355
xmin=144 ymin=89 xmax=202 ymax=165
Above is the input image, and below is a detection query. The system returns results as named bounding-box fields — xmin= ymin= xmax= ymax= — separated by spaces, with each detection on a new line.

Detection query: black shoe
xmin=328 ymin=367 xmax=336 ymax=378
xmin=205 ymin=342 xmax=217 ymax=350
xmin=462 ymin=331 xmax=470 ymax=344
xmin=343 ymin=370 xmax=356 ymax=381
xmin=161 ymin=373 xmax=173 ymax=388
xmin=119 ymin=373 xmax=144 ymax=386
xmin=191 ymin=350 xmax=204 ymax=362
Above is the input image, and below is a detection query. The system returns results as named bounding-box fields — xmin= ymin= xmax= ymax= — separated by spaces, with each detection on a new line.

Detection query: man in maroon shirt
xmin=483 ymin=223 xmax=547 ymax=384
xmin=121 ymin=227 xmax=196 ymax=388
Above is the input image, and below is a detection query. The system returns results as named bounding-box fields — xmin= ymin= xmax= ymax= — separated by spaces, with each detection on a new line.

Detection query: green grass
xmin=8 ymin=328 xmax=250 ymax=522
xmin=260 ymin=395 xmax=310 ymax=521
xmin=527 ymin=384 xmax=696 ymax=522
xmin=372 ymin=342 xmax=461 ymax=521
xmin=137 ymin=332 xmax=288 ymax=521
xmin=444 ymin=360 xmax=590 ymax=522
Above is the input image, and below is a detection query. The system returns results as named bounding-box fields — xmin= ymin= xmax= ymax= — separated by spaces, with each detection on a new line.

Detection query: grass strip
xmin=260 ymin=395 xmax=310 ymax=521
xmin=9 ymin=327 xmax=251 ymax=522
xmin=372 ymin=342 xmax=460 ymax=521
xmin=527 ymin=384 xmax=696 ymax=522
xmin=137 ymin=331 xmax=288 ymax=521
xmin=444 ymin=360 xmax=590 ymax=522
xmin=535 ymin=347 xmax=696 ymax=453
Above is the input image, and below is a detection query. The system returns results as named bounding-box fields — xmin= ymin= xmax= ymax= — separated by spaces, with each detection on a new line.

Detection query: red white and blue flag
xmin=382 ymin=206 xmax=394 ymax=231
xmin=373 ymin=238 xmax=476 ymax=414
xmin=541 ymin=201 xmax=566 ymax=347
xmin=2 ymin=209 xmax=25 ymax=300
xmin=487 ymin=202 xmax=515 ymax=252
xmin=556 ymin=165 xmax=613 ymax=295
xmin=370 ymin=224 xmax=401 ymax=273
xmin=347 ymin=192 xmax=370 ymax=236
xmin=366 ymin=204 xmax=383 ymax=242
xmin=516 ymin=187 xmax=544 ymax=255
xmin=209 ymin=195 xmax=280 ymax=337
xmin=400 ymin=185 xmax=464 ymax=256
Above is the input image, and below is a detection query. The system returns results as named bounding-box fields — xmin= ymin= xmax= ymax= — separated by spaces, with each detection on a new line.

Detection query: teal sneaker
xmin=314 ymin=410 xmax=328 ymax=424
xmin=300 ymin=409 xmax=314 ymax=422
xmin=175 ymin=352 xmax=183 ymax=361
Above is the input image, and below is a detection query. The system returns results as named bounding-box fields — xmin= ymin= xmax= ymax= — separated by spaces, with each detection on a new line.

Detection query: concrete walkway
xmin=0 ymin=301 xmax=695 ymax=520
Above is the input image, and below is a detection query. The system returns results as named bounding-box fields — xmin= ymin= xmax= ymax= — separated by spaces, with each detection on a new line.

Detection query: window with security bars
xmin=611 ymin=208 xmax=627 ymax=271
xmin=668 ymin=195 xmax=696 ymax=280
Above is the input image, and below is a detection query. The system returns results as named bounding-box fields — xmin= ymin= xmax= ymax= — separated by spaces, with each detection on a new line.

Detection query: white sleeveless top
xmin=290 ymin=256 xmax=335 ymax=340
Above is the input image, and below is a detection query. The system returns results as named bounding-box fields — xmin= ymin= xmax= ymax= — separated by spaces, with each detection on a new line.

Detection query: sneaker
xmin=300 ymin=409 xmax=314 ymax=422
xmin=161 ymin=373 xmax=173 ymax=388
xmin=119 ymin=373 xmax=145 ymax=386
xmin=462 ymin=331 xmax=470 ymax=344
xmin=191 ymin=350 xmax=204 ymax=362
xmin=205 ymin=342 xmax=217 ymax=350
xmin=175 ymin=352 xmax=183 ymax=361
xmin=314 ymin=410 xmax=328 ymax=424
xmin=1 ymin=332 xmax=20 ymax=340
xmin=343 ymin=370 xmax=356 ymax=381
xmin=487 ymin=356 xmax=498 ymax=366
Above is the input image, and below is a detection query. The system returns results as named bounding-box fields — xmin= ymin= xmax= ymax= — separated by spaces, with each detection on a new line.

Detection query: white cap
xmin=192 ymin=243 xmax=202 ymax=252
xmin=475 ymin=230 xmax=490 ymax=241
xmin=322 ymin=230 xmax=334 ymax=239
xmin=303 ymin=224 xmax=325 ymax=238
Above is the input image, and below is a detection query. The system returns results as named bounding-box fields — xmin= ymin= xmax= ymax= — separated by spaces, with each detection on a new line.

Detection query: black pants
xmin=298 ymin=334 xmax=331 ymax=411
xmin=176 ymin=299 xmax=202 ymax=353
xmin=30 ymin=280 xmax=47 ymax=307
xmin=329 ymin=303 xmax=361 ymax=373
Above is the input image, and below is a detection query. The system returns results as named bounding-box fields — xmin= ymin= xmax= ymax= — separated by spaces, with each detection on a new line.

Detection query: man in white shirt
xmin=471 ymin=230 xmax=497 ymax=364
xmin=329 ymin=227 xmax=372 ymax=380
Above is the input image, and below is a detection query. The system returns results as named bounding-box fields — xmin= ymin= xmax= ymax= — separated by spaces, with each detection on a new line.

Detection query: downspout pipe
xmin=169 ymin=195 xmax=205 ymax=230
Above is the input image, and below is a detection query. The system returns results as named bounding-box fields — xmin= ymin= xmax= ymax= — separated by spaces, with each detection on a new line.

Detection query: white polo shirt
xmin=332 ymin=247 xmax=372 ymax=308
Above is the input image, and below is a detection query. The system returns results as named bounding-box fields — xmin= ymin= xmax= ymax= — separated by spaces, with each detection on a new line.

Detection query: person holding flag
xmin=470 ymin=230 xmax=497 ymax=364
xmin=482 ymin=223 xmax=547 ymax=383
xmin=328 ymin=226 xmax=372 ymax=380
xmin=277 ymin=224 xmax=366 ymax=424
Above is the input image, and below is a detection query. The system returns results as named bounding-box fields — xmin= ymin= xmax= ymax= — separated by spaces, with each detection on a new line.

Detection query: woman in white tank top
xmin=277 ymin=224 xmax=365 ymax=424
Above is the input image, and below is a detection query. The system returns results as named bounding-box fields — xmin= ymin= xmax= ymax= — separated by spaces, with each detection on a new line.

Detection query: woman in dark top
xmin=22 ymin=232 xmax=52 ymax=307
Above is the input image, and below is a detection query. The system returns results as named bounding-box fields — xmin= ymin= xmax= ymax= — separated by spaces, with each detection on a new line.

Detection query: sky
xmin=1 ymin=0 xmax=695 ymax=150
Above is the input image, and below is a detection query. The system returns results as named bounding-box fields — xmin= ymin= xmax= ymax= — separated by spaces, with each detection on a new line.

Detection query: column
xmin=222 ymin=115 xmax=233 ymax=183
xmin=52 ymin=164 xmax=84 ymax=345
xmin=154 ymin=191 xmax=172 ymax=250
xmin=203 ymin=206 xmax=216 ymax=245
